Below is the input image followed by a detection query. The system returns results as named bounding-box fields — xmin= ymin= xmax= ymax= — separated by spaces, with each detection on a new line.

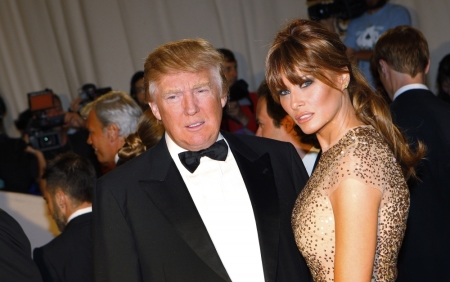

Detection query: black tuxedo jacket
xmin=390 ymin=89 xmax=450 ymax=281
xmin=33 ymin=213 xmax=93 ymax=282
xmin=0 ymin=209 xmax=42 ymax=282
xmin=93 ymin=131 xmax=311 ymax=282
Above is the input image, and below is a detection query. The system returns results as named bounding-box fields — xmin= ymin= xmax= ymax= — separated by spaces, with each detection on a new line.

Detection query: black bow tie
xmin=178 ymin=139 xmax=228 ymax=173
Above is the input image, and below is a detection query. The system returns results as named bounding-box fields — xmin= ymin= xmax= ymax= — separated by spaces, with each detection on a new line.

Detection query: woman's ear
xmin=340 ymin=72 xmax=350 ymax=91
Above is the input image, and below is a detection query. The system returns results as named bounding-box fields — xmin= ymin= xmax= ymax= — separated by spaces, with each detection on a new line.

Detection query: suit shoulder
xmin=36 ymin=215 xmax=92 ymax=255
xmin=99 ymin=148 xmax=154 ymax=184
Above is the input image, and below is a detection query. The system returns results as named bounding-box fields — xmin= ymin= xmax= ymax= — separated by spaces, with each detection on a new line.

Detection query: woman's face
xmin=442 ymin=77 xmax=450 ymax=95
xmin=278 ymin=70 xmax=349 ymax=138
xmin=134 ymin=78 xmax=146 ymax=106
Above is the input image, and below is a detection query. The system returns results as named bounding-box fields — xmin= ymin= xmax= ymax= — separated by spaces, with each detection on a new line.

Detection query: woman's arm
xmin=330 ymin=178 xmax=382 ymax=282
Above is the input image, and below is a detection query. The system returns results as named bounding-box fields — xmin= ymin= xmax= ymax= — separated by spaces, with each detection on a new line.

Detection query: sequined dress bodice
xmin=292 ymin=126 xmax=409 ymax=282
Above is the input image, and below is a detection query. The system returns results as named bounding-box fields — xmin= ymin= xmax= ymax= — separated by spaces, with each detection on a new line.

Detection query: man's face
xmin=442 ymin=78 xmax=450 ymax=95
xmin=255 ymin=97 xmax=286 ymax=140
xmin=223 ymin=61 xmax=238 ymax=86
xmin=86 ymin=110 xmax=116 ymax=164
xmin=149 ymin=70 xmax=227 ymax=151
xmin=43 ymin=188 xmax=66 ymax=232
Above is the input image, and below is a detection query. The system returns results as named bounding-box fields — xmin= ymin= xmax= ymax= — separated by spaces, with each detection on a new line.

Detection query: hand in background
xmin=69 ymin=96 xmax=83 ymax=113
xmin=64 ymin=112 xmax=85 ymax=129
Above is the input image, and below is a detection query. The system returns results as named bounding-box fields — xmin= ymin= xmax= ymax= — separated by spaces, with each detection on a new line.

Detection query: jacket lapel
xmin=139 ymin=136 xmax=231 ymax=282
xmin=223 ymin=132 xmax=280 ymax=282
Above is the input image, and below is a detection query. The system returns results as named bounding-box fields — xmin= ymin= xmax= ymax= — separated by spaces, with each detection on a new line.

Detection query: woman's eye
xmin=278 ymin=89 xmax=291 ymax=96
xmin=300 ymin=80 xmax=312 ymax=88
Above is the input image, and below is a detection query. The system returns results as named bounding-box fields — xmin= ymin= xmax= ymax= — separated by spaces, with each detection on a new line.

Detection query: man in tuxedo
xmin=33 ymin=152 xmax=96 ymax=282
xmin=0 ymin=209 xmax=43 ymax=282
xmin=373 ymin=26 xmax=450 ymax=281
xmin=93 ymin=39 xmax=311 ymax=282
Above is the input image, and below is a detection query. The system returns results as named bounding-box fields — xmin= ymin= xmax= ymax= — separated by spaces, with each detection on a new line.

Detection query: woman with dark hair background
xmin=130 ymin=71 xmax=148 ymax=111
xmin=266 ymin=19 xmax=423 ymax=281
xmin=436 ymin=54 xmax=450 ymax=103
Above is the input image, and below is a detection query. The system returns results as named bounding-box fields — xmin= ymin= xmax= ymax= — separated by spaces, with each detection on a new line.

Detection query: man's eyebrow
xmin=162 ymin=88 xmax=182 ymax=95
xmin=192 ymin=82 xmax=211 ymax=90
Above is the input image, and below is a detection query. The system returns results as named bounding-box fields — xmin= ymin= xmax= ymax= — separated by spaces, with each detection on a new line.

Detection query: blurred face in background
xmin=86 ymin=110 xmax=117 ymax=164
xmin=134 ymin=78 xmax=147 ymax=107
xmin=256 ymin=97 xmax=286 ymax=140
xmin=223 ymin=61 xmax=238 ymax=86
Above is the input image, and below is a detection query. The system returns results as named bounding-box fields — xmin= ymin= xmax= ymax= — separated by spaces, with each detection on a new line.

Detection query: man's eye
xmin=278 ymin=89 xmax=291 ymax=96
xmin=196 ymin=88 xmax=210 ymax=94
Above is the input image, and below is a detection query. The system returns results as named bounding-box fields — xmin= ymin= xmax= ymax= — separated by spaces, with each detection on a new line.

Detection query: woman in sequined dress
xmin=265 ymin=19 xmax=424 ymax=282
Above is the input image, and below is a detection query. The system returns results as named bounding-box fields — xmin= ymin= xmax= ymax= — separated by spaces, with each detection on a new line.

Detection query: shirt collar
xmin=67 ymin=206 xmax=92 ymax=223
xmin=165 ymin=132 xmax=225 ymax=173
xmin=166 ymin=132 xmax=224 ymax=155
xmin=393 ymin=84 xmax=428 ymax=101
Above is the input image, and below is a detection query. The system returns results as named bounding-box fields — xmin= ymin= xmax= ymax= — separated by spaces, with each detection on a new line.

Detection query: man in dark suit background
xmin=33 ymin=152 xmax=96 ymax=282
xmin=373 ymin=25 xmax=450 ymax=281
xmin=93 ymin=38 xmax=311 ymax=282
xmin=0 ymin=209 xmax=42 ymax=282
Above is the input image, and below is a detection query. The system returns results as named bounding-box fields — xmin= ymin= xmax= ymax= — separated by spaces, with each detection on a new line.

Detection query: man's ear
xmin=282 ymin=115 xmax=295 ymax=133
xmin=424 ymin=59 xmax=430 ymax=75
xmin=149 ymin=102 xmax=161 ymax=120
xmin=379 ymin=60 xmax=389 ymax=76
xmin=55 ymin=190 xmax=67 ymax=210
xmin=220 ymin=94 xmax=228 ymax=108
xmin=106 ymin=123 xmax=120 ymax=142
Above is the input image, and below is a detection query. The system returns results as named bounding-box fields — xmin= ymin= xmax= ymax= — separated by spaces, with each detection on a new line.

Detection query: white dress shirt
xmin=300 ymin=146 xmax=320 ymax=176
xmin=166 ymin=133 xmax=265 ymax=282
xmin=67 ymin=206 xmax=92 ymax=223
xmin=393 ymin=83 xmax=429 ymax=101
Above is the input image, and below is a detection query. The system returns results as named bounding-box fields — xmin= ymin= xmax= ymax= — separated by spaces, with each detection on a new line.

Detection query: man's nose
xmin=183 ymin=94 xmax=200 ymax=115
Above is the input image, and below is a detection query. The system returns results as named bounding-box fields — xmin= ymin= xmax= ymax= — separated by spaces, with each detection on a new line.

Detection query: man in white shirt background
xmin=373 ymin=25 xmax=450 ymax=282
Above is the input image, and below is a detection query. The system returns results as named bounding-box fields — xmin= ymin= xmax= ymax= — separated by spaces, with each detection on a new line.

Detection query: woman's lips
xmin=296 ymin=113 xmax=313 ymax=123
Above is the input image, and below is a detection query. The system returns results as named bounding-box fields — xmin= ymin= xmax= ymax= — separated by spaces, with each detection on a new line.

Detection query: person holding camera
xmin=344 ymin=0 xmax=410 ymax=88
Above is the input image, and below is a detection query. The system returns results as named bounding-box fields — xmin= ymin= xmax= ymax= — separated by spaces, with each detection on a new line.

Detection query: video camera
xmin=78 ymin=83 xmax=112 ymax=109
xmin=308 ymin=0 xmax=367 ymax=21
xmin=26 ymin=89 xmax=65 ymax=151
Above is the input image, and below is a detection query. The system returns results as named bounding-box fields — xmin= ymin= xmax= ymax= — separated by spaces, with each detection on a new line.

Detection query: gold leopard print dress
xmin=292 ymin=126 xmax=409 ymax=282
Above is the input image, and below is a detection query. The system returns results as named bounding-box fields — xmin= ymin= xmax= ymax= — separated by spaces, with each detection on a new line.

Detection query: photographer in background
xmin=344 ymin=0 xmax=410 ymax=88
xmin=17 ymin=90 xmax=102 ymax=181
